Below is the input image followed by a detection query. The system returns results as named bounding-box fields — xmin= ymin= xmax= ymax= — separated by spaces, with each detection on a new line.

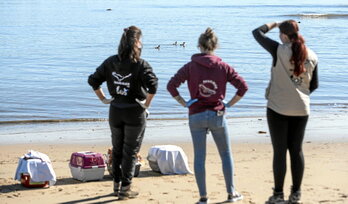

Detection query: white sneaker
xmin=288 ymin=190 xmax=302 ymax=204
xmin=227 ymin=191 xmax=243 ymax=202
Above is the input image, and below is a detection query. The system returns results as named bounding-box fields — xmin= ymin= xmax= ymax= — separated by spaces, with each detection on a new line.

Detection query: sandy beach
xmin=1 ymin=113 xmax=348 ymax=204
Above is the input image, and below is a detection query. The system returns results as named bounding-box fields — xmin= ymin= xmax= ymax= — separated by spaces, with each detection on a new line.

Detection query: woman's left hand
xmin=222 ymin=100 xmax=231 ymax=108
xmin=101 ymin=97 xmax=114 ymax=104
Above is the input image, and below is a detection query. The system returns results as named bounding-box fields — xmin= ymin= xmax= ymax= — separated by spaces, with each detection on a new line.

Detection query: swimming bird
xmin=106 ymin=8 xmax=112 ymax=11
xmin=155 ymin=45 xmax=160 ymax=49
xmin=180 ymin=42 xmax=186 ymax=47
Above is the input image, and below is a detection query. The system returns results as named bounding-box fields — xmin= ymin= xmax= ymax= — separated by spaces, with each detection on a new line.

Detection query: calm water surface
xmin=0 ymin=0 xmax=348 ymax=122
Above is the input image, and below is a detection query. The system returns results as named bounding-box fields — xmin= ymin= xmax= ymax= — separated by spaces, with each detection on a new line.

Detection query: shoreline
xmin=0 ymin=111 xmax=347 ymax=145
xmin=0 ymin=113 xmax=268 ymax=125
xmin=0 ymin=105 xmax=346 ymax=125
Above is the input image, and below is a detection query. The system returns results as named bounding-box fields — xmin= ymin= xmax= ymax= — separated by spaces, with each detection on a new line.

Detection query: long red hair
xmin=279 ymin=20 xmax=307 ymax=76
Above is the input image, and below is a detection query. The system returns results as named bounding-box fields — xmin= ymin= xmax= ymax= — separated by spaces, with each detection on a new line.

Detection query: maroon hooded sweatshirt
xmin=167 ymin=53 xmax=248 ymax=115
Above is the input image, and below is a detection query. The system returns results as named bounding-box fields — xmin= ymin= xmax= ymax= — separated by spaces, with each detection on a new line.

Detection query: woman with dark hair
xmin=88 ymin=26 xmax=158 ymax=200
xmin=167 ymin=28 xmax=248 ymax=204
xmin=252 ymin=20 xmax=319 ymax=204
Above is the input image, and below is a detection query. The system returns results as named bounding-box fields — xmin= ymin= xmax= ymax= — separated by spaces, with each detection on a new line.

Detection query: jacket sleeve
xmin=88 ymin=60 xmax=107 ymax=90
xmin=226 ymin=65 xmax=248 ymax=97
xmin=309 ymin=64 xmax=319 ymax=93
xmin=252 ymin=24 xmax=279 ymax=66
xmin=167 ymin=63 xmax=190 ymax=97
xmin=141 ymin=61 xmax=158 ymax=94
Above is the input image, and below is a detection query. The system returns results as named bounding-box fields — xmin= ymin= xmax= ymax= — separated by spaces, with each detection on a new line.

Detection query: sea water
xmin=0 ymin=0 xmax=347 ymax=122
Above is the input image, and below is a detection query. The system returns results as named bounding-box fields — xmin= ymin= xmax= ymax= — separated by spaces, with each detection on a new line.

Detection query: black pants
xmin=267 ymin=108 xmax=308 ymax=193
xmin=109 ymin=104 xmax=146 ymax=187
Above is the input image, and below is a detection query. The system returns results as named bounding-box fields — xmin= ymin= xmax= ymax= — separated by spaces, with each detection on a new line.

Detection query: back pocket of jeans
xmin=215 ymin=115 xmax=224 ymax=127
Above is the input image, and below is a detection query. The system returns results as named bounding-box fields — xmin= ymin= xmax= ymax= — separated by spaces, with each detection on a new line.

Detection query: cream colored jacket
xmin=266 ymin=43 xmax=318 ymax=116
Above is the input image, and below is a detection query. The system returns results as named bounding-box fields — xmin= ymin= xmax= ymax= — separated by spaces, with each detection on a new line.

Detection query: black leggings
xmin=267 ymin=108 xmax=308 ymax=193
xmin=109 ymin=104 xmax=146 ymax=186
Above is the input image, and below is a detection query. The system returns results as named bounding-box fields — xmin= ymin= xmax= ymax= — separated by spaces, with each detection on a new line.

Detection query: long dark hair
xmin=279 ymin=20 xmax=307 ymax=76
xmin=118 ymin=26 xmax=142 ymax=63
xmin=198 ymin=27 xmax=218 ymax=52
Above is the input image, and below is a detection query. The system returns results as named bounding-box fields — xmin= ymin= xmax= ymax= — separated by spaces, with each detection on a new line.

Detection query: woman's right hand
xmin=222 ymin=100 xmax=231 ymax=108
xmin=135 ymin=98 xmax=149 ymax=109
xmin=266 ymin=22 xmax=280 ymax=30
xmin=222 ymin=95 xmax=242 ymax=108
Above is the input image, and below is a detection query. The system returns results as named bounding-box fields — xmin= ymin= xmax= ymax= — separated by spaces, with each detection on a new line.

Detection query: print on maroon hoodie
xmin=167 ymin=53 xmax=248 ymax=115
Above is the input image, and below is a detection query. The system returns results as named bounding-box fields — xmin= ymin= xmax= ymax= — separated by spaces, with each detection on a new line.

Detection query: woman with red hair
xmin=253 ymin=20 xmax=319 ymax=204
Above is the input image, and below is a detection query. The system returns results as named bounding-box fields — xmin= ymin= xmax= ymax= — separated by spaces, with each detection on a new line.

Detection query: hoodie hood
xmin=191 ymin=53 xmax=222 ymax=68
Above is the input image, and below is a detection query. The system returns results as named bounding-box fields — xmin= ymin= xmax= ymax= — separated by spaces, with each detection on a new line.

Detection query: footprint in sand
xmin=212 ymin=173 xmax=220 ymax=177
xmin=265 ymin=179 xmax=273 ymax=183
xmin=210 ymin=191 xmax=219 ymax=196
xmin=241 ymin=191 xmax=251 ymax=196
xmin=339 ymin=193 xmax=348 ymax=198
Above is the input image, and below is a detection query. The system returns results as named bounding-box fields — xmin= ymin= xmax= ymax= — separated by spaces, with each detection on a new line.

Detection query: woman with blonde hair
xmin=252 ymin=20 xmax=318 ymax=204
xmin=167 ymin=28 xmax=248 ymax=203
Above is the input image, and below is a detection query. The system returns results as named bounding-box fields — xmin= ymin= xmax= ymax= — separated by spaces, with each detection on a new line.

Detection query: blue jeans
xmin=189 ymin=110 xmax=235 ymax=197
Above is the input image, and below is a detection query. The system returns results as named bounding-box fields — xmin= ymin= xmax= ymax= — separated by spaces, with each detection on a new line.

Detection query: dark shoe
xmin=196 ymin=196 xmax=209 ymax=204
xmin=118 ymin=185 xmax=139 ymax=200
xmin=113 ymin=181 xmax=121 ymax=196
xmin=265 ymin=190 xmax=285 ymax=204
xmin=288 ymin=188 xmax=302 ymax=204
